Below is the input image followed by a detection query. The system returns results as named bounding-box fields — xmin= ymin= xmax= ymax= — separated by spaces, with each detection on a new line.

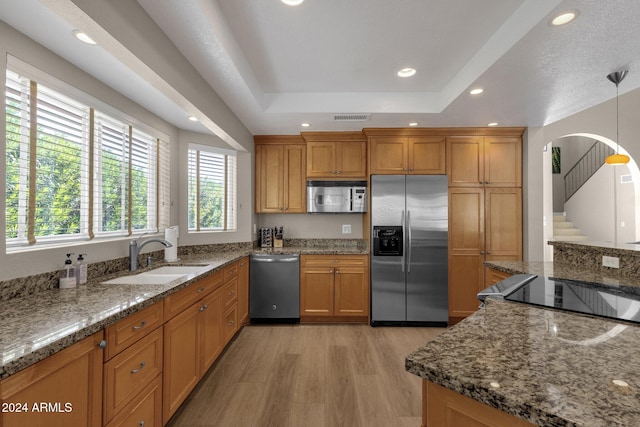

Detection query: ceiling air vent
xmin=333 ymin=113 xmax=371 ymax=122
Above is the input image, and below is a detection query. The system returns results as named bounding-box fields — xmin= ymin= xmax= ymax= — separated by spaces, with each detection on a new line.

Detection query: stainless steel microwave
xmin=307 ymin=181 xmax=367 ymax=213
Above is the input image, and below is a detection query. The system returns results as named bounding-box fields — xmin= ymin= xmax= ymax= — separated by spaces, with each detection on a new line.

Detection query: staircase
xmin=553 ymin=213 xmax=589 ymax=242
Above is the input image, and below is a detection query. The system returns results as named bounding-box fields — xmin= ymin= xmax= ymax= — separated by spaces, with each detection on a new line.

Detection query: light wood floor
xmin=166 ymin=324 xmax=446 ymax=427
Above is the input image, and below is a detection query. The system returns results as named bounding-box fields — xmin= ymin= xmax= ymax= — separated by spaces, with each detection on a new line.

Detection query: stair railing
xmin=564 ymin=141 xmax=614 ymax=202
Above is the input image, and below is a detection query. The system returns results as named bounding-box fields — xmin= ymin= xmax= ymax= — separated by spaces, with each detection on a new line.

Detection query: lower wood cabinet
xmin=104 ymin=375 xmax=162 ymax=427
xmin=300 ymin=255 xmax=369 ymax=322
xmin=163 ymin=269 xmax=239 ymax=424
xmin=0 ymin=331 xmax=104 ymax=427
xmin=423 ymin=380 xmax=534 ymax=427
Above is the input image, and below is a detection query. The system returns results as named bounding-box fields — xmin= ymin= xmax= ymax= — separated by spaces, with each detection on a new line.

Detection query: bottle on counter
xmin=75 ymin=253 xmax=87 ymax=286
xmin=60 ymin=253 xmax=76 ymax=289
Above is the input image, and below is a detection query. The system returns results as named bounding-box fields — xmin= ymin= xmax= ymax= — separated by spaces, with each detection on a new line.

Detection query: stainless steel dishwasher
xmin=249 ymin=254 xmax=300 ymax=323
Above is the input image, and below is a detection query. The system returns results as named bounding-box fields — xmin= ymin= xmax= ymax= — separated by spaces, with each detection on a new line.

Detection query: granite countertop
xmin=406 ymin=299 xmax=640 ymax=427
xmin=0 ymin=243 xmax=369 ymax=380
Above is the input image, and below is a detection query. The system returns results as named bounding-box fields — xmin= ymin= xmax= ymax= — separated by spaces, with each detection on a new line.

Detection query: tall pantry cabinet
xmin=447 ymin=133 xmax=523 ymax=321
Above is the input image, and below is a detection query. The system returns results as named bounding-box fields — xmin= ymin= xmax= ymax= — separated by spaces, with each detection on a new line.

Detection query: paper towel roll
xmin=164 ymin=226 xmax=179 ymax=262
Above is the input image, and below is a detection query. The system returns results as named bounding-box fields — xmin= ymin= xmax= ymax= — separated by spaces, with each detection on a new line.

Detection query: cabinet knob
xmin=139 ymin=421 xmax=145 ymax=427
xmin=98 ymin=340 xmax=107 ymax=349
xmin=228 ymin=320 xmax=235 ymax=326
xmin=487 ymin=251 xmax=492 ymax=255
xmin=410 ymin=168 xmax=414 ymax=172
xmin=480 ymin=251 xmax=485 ymax=255
xmin=335 ymin=270 xmax=340 ymax=274
xmin=198 ymin=287 xmax=205 ymax=293
xmin=337 ymin=171 xmax=342 ymax=174
xmin=279 ymin=207 xmax=283 ymax=211
xmin=229 ymin=290 xmax=235 ymax=295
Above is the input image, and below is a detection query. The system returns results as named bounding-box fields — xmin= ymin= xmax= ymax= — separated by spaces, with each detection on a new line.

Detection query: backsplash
xmin=550 ymin=241 xmax=640 ymax=279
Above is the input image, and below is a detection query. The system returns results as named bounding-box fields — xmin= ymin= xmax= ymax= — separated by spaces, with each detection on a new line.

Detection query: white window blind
xmin=187 ymin=145 xmax=237 ymax=231
xmin=5 ymin=66 xmax=171 ymax=249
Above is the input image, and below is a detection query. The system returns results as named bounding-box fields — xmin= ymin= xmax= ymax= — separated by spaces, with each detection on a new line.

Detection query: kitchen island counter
xmin=406 ymin=298 xmax=640 ymax=426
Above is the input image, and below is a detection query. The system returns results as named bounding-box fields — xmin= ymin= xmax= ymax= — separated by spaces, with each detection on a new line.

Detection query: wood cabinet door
xmin=484 ymin=137 xmax=522 ymax=187
xmin=447 ymin=137 xmax=483 ymax=187
xmin=448 ymin=188 xmax=485 ymax=319
xmin=306 ymin=141 xmax=335 ymax=177
xmin=334 ymin=267 xmax=369 ymax=316
xmin=369 ymin=137 xmax=407 ymax=174
xmin=199 ymin=287 xmax=224 ymax=375
xmin=485 ymin=188 xmax=522 ymax=261
xmin=0 ymin=332 xmax=104 ymax=427
xmin=300 ymin=268 xmax=335 ymax=316
xmin=237 ymin=256 xmax=250 ymax=325
xmin=283 ymin=144 xmax=306 ymax=213
xmin=336 ymin=140 xmax=367 ymax=177
xmin=255 ymin=143 xmax=284 ymax=213
xmin=163 ymin=303 xmax=200 ymax=423
xmin=409 ymin=137 xmax=446 ymax=174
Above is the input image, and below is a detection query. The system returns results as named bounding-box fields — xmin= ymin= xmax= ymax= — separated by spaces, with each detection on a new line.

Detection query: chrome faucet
xmin=129 ymin=236 xmax=173 ymax=271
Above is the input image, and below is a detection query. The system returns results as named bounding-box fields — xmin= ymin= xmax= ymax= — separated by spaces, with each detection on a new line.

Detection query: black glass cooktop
xmin=503 ymin=276 xmax=640 ymax=324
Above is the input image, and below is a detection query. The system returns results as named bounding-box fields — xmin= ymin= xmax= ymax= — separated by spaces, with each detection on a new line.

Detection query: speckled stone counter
xmin=0 ymin=239 xmax=368 ymax=380
xmin=406 ymin=299 xmax=640 ymax=427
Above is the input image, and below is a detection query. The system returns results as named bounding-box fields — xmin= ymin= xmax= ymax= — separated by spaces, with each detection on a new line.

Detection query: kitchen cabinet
xmin=423 ymin=380 xmax=535 ymax=427
xmin=302 ymin=131 xmax=367 ymax=178
xmin=237 ymin=256 xmax=250 ymax=325
xmin=103 ymin=328 xmax=163 ymax=424
xmin=163 ymin=270 xmax=224 ymax=423
xmin=447 ymin=136 xmax=521 ymax=187
xmin=448 ymin=187 xmax=522 ymax=320
xmin=485 ymin=267 xmax=511 ymax=286
xmin=366 ymin=132 xmax=445 ymax=174
xmin=254 ymin=135 xmax=306 ymax=213
xmin=300 ymin=255 xmax=369 ymax=322
xmin=0 ymin=331 xmax=104 ymax=427
xmin=104 ymin=376 xmax=162 ymax=427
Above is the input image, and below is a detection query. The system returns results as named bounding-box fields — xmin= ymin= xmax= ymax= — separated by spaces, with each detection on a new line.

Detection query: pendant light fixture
xmin=605 ymin=70 xmax=630 ymax=165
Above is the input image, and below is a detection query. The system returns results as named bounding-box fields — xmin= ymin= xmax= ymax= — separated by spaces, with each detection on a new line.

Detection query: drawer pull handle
xmin=131 ymin=361 xmax=146 ymax=374
xmin=199 ymin=304 xmax=209 ymax=312
xmin=198 ymin=287 xmax=205 ymax=293
xmin=139 ymin=421 xmax=145 ymax=427
xmin=228 ymin=320 xmax=235 ymax=326
xmin=229 ymin=290 xmax=234 ymax=295
xmin=132 ymin=320 xmax=147 ymax=331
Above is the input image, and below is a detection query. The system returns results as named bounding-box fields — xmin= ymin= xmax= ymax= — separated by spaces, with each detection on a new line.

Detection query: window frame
xmin=5 ymin=57 xmax=171 ymax=251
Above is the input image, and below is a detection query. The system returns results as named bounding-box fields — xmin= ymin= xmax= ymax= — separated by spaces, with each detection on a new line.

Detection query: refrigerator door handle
xmin=407 ymin=210 xmax=412 ymax=272
xmin=401 ymin=210 xmax=405 ymax=273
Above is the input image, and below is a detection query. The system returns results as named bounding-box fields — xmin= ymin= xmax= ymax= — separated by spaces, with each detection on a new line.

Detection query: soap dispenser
xmin=60 ymin=253 xmax=76 ymax=289
xmin=75 ymin=253 xmax=87 ymax=286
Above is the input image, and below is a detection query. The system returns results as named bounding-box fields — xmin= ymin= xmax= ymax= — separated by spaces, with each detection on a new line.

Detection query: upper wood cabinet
xmin=302 ymin=132 xmax=367 ymax=179
xmin=364 ymin=129 xmax=446 ymax=174
xmin=447 ymin=136 xmax=522 ymax=187
xmin=254 ymin=136 xmax=306 ymax=213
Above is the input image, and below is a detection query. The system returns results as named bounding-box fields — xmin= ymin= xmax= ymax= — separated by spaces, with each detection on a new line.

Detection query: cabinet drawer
xmin=223 ymin=261 xmax=239 ymax=282
xmin=164 ymin=270 xmax=223 ymax=320
xmin=104 ymin=327 xmax=163 ymax=424
xmin=104 ymin=375 xmax=162 ymax=427
xmin=301 ymin=255 xmax=369 ymax=268
xmin=223 ymin=278 xmax=238 ymax=310
xmin=105 ymin=302 xmax=163 ymax=360
xmin=223 ymin=304 xmax=238 ymax=343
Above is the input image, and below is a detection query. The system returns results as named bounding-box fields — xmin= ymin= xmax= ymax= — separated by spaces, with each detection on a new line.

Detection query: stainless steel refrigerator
xmin=370 ymin=175 xmax=448 ymax=326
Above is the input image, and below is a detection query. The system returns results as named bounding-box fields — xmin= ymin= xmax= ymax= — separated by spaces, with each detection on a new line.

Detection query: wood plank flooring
xmin=166 ymin=324 xmax=446 ymax=427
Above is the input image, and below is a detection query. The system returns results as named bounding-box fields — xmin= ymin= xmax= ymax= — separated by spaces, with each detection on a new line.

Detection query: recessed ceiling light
xmin=72 ymin=30 xmax=96 ymax=45
xmin=301 ymin=123 xmax=311 ymax=127
xmin=470 ymin=88 xmax=484 ymax=95
xmin=550 ymin=10 xmax=579 ymax=26
xmin=188 ymin=116 xmax=198 ymax=122
xmin=488 ymin=122 xmax=498 ymax=127
xmin=409 ymin=122 xmax=418 ymax=127
xmin=281 ymin=0 xmax=304 ymax=5
xmin=397 ymin=68 xmax=417 ymax=78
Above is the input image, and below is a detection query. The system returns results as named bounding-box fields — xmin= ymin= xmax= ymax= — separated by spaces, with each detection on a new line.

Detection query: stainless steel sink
xmin=102 ymin=265 xmax=208 ymax=285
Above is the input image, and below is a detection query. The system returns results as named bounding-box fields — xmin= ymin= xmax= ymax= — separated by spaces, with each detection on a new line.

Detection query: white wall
xmin=527 ymin=87 xmax=640 ymax=259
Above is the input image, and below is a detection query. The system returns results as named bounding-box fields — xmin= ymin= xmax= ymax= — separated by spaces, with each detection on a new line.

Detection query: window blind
xmin=187 ymin=145 xmax=237 ymax=231
xmin=5 ymin=66 xmax=171 ymax=248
